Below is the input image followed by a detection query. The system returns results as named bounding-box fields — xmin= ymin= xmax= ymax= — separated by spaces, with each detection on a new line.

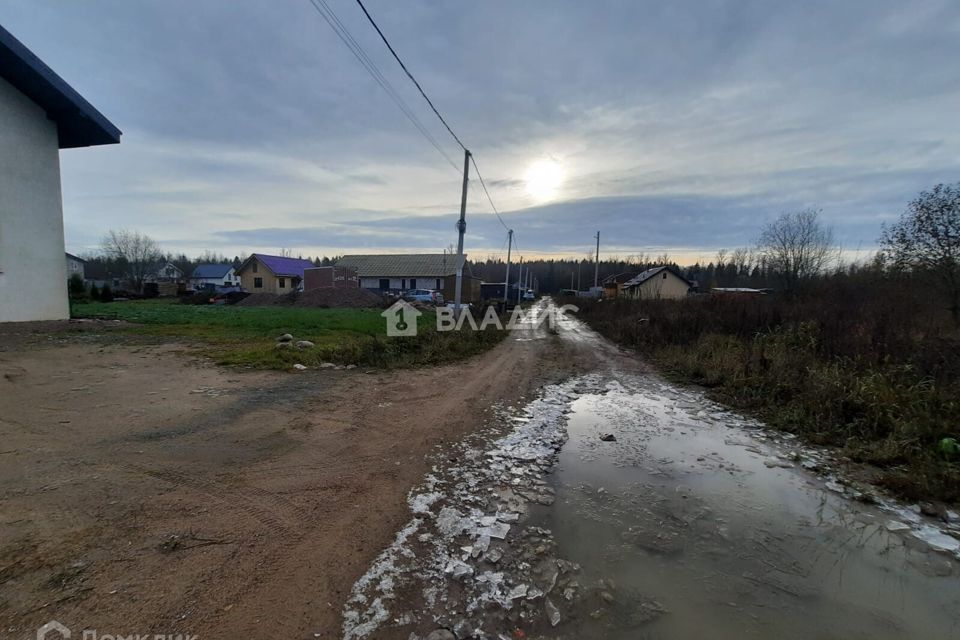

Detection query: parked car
xmin=404 ymin=289 xmax=444 ymax=304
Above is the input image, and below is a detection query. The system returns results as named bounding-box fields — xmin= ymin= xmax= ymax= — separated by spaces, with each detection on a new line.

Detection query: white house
xmin=338 ymin=252 xmax=470 ymax=291
xmin=188 ymin=263 xmax=239 ymax=288
xmin=146 ymin=261 xmax=184 ymax=283
xmin=65 ymin=252 xmax=85 ymax=280
xmin=0 ymin=25 xmax=120 ymax=322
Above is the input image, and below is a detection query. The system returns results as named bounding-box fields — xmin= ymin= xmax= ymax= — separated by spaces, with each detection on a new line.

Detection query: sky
xmin=2 ymin=0 xmax=959 ymax=264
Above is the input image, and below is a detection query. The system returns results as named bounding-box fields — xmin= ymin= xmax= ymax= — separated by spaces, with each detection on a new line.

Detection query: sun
xmin=524 ymin=159 xmax=564 ymax=201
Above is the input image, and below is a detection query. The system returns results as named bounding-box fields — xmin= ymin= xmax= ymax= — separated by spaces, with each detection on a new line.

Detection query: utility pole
xmin=594 ymin=231 xmax=600 ymax=291
xmin=453 ymin=149 xmax=471 ymax=314
xmin=503 ymin=229 xmax=513 ymax=307
xmin=517 ymin=257 xmax=523 ymax=305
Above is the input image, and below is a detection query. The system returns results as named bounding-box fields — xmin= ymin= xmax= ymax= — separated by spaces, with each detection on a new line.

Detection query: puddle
xmin=533 ymin=376 xmax=960 ymax=639
xmin=341 ymin=304 xmax=960 ymax=639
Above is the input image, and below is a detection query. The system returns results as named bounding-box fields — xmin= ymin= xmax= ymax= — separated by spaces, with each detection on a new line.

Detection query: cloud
xmin=1 ymin=0 xmax=957 ymax=260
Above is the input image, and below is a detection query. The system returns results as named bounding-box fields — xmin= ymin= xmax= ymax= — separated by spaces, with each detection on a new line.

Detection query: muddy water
xmin=534 ymin=376 xmax=960 ymax=639
xmin=342 ymin=302 xmax=960 ymax=639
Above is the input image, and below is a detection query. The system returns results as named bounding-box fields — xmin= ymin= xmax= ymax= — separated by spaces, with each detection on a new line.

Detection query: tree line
xmin=80 ymin=181 xmax=959 ymax=323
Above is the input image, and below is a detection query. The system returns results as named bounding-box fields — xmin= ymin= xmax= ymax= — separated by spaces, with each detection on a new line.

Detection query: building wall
xmin=0 ymin=77 xmax=69 ymax=322
xmin=442 ymin=275 xmax=481 ymax=303
xmin=359 ymin=276 xmax=445 ymax=291
xmin=190 ymin=277 xmax=237 ymax=287
xmin=305 ymin=266 xmax=358 ymax=291
xmin=66 ymin=257 xmax=85 ymax=279
xmin=189 ymin=268 xmax=238 ymax=288
xmin=628 ymin=272 xmax=690 ymax=300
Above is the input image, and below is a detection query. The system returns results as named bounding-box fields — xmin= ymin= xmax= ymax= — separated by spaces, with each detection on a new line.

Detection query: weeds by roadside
xmin=573 ymin=277 xmax=960 ymax=503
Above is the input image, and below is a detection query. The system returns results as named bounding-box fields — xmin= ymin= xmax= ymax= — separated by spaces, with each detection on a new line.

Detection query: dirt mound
xmin=236 ymin=293 xmax=282 ymax=307
xmin=284 ymin=287 xmax=384 ymax=309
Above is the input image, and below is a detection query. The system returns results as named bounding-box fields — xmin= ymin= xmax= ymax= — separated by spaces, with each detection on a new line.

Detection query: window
xmin=279 ymin=278 xmax=286 ymax=288
xmin=662 ymin=272 xmax=667 ymax=279
xmin=436 ymin=278 xmax=441 ymax=289
xmin=252 ymin=262 xmax=258 ymax=273
xmin=254 ymin=277 xmax=263 ymax=288
xmin=379 ymin=279 xmax=390 ymax=290
xmin=409 ymin=279 xmax=416 ymax=289
xmin=401 ymin=279 xmax=407 ymax=290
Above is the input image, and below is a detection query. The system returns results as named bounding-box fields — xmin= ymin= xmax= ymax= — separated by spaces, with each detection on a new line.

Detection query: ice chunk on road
xmin=912 ymin=525 xmax=960 ymax=553
xmin=544 ymin=598 xmax=561 ymax=627
xmin=478 ymin=522 xmax=511 ymax=540
xmin=507 ymin=584 xmax=528 ymax=600
xmin=444 ymin=559 xmax=474 ymax=578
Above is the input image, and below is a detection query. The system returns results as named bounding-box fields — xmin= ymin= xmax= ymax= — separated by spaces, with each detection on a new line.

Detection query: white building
xmin=146 ymin=261 xmax=184 ymax=283
xmin=336 ymin=253 xmax=463 ymax=292
xmin=65 ymin=252 xmax=85 ymax=280
xmin=0 ymin=25 xmax=120 ymax=322
xmin=188 ymin=264 xmax=240 ymax=289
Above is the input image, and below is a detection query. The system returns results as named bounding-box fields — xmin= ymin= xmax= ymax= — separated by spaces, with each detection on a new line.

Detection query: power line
xmin=324 ymin=0 xmax=519 ymax=251
xmin=351 ymin=0 xmax=513 ymax=239
xmin=306 ymin=0 xmax=460 ymax=172
xmin=470 ymin=155 xmax=510 ymax=233
xmin=354 ymin=0 xmax=467 ymax=152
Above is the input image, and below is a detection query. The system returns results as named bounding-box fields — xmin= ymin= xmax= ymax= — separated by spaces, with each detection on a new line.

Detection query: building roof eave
xmin=0 ymin=24 xmax=121 ymax=148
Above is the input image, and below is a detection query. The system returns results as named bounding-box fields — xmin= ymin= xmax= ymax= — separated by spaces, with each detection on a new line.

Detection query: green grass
xmin=73 ymin=299 xmax=505 ymax=370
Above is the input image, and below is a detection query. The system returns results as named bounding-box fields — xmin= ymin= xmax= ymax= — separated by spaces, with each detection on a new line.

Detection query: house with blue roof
xmin=0 ymin=24 xmax=120 ymax=322
xmin=189 ymin=263 xmax=239 ymax=289
xmin=235 ymin=253 xmax=316 ymax=294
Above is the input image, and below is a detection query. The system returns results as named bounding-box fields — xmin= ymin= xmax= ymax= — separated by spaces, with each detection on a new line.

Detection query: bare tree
xmin=880 ymin=183 xmax=960 ymax=325
xmin=626 ymin=253 xmax=649 ymax=267
xmin=757 ymin=209 xmax=836 ymax=292
xmin=100 ymin=229 xmax=161 ymax=292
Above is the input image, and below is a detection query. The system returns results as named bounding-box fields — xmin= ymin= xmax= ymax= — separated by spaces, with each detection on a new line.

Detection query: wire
xmin=325 ymin=0 xmax=519 ymax=250
xmin=307 ymin=0 xmax=460 ymax=172
xmin=470 ymin=155 xmax=510 ymax=232
xmin=354 ymin=0 xmax=468 ymax=152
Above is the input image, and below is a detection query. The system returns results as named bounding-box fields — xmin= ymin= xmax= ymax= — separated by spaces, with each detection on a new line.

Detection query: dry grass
xmin=574 ymin=272 xmax=960 ymax=503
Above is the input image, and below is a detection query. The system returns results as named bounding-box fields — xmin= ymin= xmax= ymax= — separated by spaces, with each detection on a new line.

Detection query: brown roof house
xmin=601 ymin=272 xmax=637 ymax=299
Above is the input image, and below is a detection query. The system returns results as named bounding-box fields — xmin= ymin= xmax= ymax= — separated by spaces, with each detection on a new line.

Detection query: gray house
xmin=336 ymin=254 xmax=464 ymax=292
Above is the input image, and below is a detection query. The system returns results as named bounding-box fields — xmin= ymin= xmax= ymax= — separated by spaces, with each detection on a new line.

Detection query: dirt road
xmin=0 ymin=315 xmax=582 ymax=639
xmin=5 ymin=305 xmax=958 ymax=640
xmin=341 ymin=303 xmax=960 ymax=640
